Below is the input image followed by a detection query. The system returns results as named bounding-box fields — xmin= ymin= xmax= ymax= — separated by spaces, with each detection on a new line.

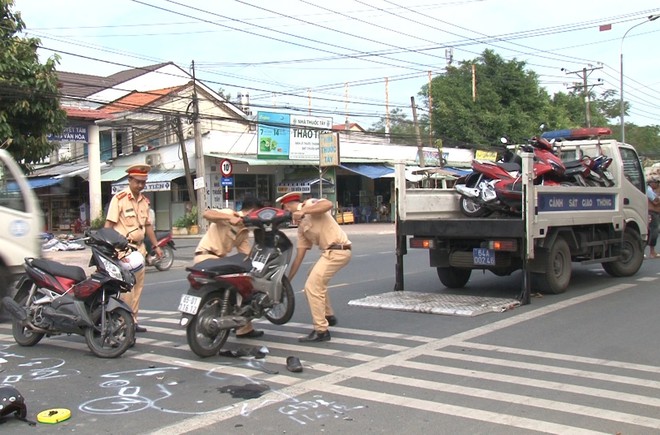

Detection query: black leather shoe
xmin=325 ymin=315 xmax=337 ymax=326
xmin=298 ymin=330 xmax=331 ymax=343
xmin=236 ymin=329 xmax=264 ymax=339
xmin=135 ymin=325 xmax=147 ymax=333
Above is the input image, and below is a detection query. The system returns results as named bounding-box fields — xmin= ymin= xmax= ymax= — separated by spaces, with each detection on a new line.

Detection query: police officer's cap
xmin=276 ymin=191 xmax=303 ymax=205
xmin=126 ymin=164 xmax=151 ymax=180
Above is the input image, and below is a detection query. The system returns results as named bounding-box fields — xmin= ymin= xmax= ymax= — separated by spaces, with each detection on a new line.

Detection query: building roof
xmin=57 ymin=62 xmax=174 ymax=98
xmin=332 ymin=122 xmax=366 ymax=132
xmin=102 ymin=86 xmax=185 ymax=113
xmin=63 ymin=106 xmax=113 ymax=120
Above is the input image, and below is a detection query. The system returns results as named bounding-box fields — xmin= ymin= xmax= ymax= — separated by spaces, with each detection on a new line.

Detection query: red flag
xmin=599 ymin=24 xmax=612 ymax=31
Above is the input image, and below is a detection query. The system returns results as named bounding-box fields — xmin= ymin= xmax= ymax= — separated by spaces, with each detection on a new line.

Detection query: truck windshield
xmin=0 ymin=157 xmax=27 ymax=213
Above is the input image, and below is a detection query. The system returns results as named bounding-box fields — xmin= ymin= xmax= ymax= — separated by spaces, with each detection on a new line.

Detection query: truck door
xmin=0 ymin=149 xmax=43 ymax=293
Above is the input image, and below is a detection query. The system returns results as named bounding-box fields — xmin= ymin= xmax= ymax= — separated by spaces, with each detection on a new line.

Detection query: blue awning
xmin=339 ymin=163 xmax=394 ymax=179
xmin=8 ymin=177 xmax=63 ymax=190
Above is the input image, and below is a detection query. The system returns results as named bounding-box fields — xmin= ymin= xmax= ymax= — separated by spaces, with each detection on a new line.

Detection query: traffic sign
xmin=221 ymin=176 xmax=234 ymax=187
xmin=220 ymin=159 xmax=233 ymax=177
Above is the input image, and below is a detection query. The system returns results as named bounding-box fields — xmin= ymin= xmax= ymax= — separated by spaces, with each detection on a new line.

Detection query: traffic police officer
xmin=193 ymin=198 xmax=263 ymax=338
xmin=105 ymin=164 xmax=162 ymax=333
xmin=277 ymin=191 xmax=352 ymax=343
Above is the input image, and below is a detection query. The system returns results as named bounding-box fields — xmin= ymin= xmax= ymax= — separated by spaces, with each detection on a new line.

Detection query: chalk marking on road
xmin=150 ymin=282 xmax=636 ymax=434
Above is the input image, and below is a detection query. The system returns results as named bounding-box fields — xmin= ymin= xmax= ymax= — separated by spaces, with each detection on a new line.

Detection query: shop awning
xmin=339 ymin=163 xmax=394 ymax=179
xmin=101 ymin=166 xmax=131 ymax=182
xmin=110 ymin=168 xmax=186 ymax=194
xmin=8 ymin=177 xmax=63 ymax=191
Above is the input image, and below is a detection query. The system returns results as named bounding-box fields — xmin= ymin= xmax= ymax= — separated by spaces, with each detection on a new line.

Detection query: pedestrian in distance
xmin=104 ymin=164 xmax=163 ymax=334
xmin=646 ymin=175 xmax=660 ymax=259
xmin=193 ymin=197 xmax=264 ymax=338
xmin=276 ymin=191 xmax=352 ymax=343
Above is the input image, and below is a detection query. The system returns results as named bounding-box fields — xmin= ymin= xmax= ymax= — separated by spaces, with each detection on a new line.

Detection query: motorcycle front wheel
xmin=154 ymin=245 xmax=174 ymax=271
xmin=265 ymin=276 xmax=295 ymax=325
xmin=186 ymin=291 xmax=231 ymax=358
xmin=11 ymin=294 xmax=45 ymax=346
xmin=85 ymin=306 xmax=135 ymax=358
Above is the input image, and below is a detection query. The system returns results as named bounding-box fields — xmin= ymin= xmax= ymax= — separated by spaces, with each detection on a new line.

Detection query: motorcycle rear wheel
xmin=265 ymin=276 xmax=295 ymax=325
xmin=154 ymin=245 xmax=174 ymax=271
xmin=11 ymin=294 xmax=45 ymax=346
xmin=186 ymin=291 xmax=231 ymax=358
xmin=459 ymin=196 xmax=491 ymax=217
xmin=85 ymin=306 xmax=135 ymax=358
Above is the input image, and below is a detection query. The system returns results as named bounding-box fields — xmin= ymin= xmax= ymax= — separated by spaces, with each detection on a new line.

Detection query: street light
xmin=620 ymin=14 xmax=659 ymax=144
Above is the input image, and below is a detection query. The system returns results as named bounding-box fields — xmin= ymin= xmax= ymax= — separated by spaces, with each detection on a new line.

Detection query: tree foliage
xmin=0 ymin=0 xmax=66 ymax=168
xmin=367 ymin=107 xmax=420 ymax=145
xmin=373 ymin=48 xmax=659 ymax=152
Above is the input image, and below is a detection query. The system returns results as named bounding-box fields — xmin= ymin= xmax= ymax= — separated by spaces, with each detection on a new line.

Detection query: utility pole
xmin=411 ymin=96 xmax=424 ymax=167
xmin=428 ymin=71 xmax=433 ymax=148
xmin=563 ymin=65 xmax=603 ymax=128
xmin=191 ymin=61 xmax=208 ymax=231
xmin=174 ymin=116 xmax=196 ymax=208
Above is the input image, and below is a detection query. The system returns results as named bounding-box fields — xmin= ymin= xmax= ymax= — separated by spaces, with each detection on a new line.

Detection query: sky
xmin=12 ymin=0 xmax=660 ymax=130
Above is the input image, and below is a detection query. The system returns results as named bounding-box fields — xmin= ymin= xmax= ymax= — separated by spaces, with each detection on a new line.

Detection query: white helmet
xmin=120 ymin=251 xmax=145 ymax=273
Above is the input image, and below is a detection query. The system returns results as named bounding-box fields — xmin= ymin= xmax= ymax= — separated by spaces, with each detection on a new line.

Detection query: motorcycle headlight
xmin=99 ymin=256 xmax=123 ymax=281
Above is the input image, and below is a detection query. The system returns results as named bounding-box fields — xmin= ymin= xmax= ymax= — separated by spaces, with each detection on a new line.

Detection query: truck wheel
xmin=0 ymin=266 xmax=10 ymax=322
xmin=602 ymin=229 xmax=644 ymax=277
xmin=437 ymin=267 xmax=471 ymax=288
xmin=531 ymin=236 xmax=571 ymax=294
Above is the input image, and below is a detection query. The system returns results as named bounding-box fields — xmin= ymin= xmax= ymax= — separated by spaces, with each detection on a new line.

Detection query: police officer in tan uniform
xmin=277 ymin=192 xmax=352 ymax=343
xmin=105 ymin=164 xmax=162 ymax=333
xmin=193 ymin=198 xmax=263 ymax=338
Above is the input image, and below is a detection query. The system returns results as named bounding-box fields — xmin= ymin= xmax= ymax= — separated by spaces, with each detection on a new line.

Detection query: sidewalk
xmin=43 ymin=222 xmax=395 ymax=269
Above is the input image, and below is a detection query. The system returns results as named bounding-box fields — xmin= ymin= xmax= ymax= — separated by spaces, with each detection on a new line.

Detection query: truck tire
xmin=0 ymin=266 xmax=10 ymax=322
xmin=602 ymin=229 xmax=644 ymax=277
xmin=531 ymin=236 xmax=571 ymax=294
xmin=437 ymin=267 xmax=471 ymax=288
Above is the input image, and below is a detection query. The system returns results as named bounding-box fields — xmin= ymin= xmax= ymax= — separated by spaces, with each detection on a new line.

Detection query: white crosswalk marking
xmin=3 ymin=304 xmax=660 ymax=434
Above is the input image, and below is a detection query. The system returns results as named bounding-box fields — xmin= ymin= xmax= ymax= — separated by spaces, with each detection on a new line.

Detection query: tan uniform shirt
xmin=297 ymin=200 xmax=350 ymax=250
xmin=106 ymin=187 xmax=151 ymax=245
xmin=194 ymin=209 xmax=251 ymax=257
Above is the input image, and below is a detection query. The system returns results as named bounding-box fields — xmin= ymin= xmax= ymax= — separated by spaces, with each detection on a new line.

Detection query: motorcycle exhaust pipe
xmin=1 ymin=297 xmax=28 ymax=322
xmin=455 ymin=185 xmax=480 ymax=198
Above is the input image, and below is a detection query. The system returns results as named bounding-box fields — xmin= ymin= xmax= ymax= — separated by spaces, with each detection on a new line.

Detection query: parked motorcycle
xmin=1 ymin=228 xmax=137 ymax=358
xmin=144 ymin=231 xmax=176 ymax=271
xmin=178 ymin=207 xmax=295 ymax=357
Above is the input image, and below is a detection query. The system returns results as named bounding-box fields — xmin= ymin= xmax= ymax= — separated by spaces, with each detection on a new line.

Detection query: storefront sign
xmin=319 ymin=132 xmax=340 ymax=167
xmin=257 ymin=112 xmax=333 ymax=160
xmin=47 ymin=126 xmax=88 ymax=143
xmin=111 ymin=181 xmax=171 ymax=194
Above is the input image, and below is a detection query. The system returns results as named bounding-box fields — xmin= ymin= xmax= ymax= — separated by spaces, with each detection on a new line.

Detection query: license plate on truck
xmin=473 ymin=248 xmax=495 ymax=266
xmin=178 ymin=294 xmax=201 ymax=315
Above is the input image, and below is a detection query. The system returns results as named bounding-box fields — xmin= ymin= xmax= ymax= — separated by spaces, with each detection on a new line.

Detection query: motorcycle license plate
xmin=473 ymin=248 xmax=496 ymax=266
xmin=178 ymin=294 xmax=201 ymax=315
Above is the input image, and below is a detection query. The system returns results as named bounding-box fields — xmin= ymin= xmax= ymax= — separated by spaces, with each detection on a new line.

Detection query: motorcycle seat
xmin=188 ymin=253 xmax=253 ymax=275
xmin=31 ymin=258 xmax=87 ymax=282
xmin=154 ymin=231 xmax=171 ymax=240
xmin=497 ymin=162 xmax=521 ymax=173
xmin=563 ymin=159 xmax=584 ymax=169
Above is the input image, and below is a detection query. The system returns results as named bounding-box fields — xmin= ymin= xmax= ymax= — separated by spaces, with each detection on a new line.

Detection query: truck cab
xmin=0 ymin=149 xmax=43 ymax=299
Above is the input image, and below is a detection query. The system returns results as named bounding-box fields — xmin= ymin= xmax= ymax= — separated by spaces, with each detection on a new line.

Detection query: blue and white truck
xmin=394 ymin=130 xmax=648 ymax=297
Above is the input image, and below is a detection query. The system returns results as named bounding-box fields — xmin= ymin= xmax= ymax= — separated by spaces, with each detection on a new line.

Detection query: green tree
xmin=422 ymin=49 xmax=554 ymax=146
xmin=0 ymin=0 xmax=66 ymax=168
xmin=368 ymin=107 xmax=420 ymax=145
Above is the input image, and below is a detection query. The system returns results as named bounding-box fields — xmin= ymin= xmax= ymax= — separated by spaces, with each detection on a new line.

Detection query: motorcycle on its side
xmin=178 ymin=207 xmax=296 ymax=358
xmin=1 ymin=228 xmax=137 ymax=358
xmin=144 ymin=231 xmax=176 ymax=271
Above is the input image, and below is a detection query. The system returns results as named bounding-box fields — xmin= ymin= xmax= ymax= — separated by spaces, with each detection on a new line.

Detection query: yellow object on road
xmin=37 ymin=408 xmax=71 ymax=424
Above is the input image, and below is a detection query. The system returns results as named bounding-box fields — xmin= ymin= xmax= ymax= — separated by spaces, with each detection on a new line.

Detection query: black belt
xmin=326 ymin=244 xmax=352 ymax=250
xmin=194 ymin=250 xmax=217 ymax=257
